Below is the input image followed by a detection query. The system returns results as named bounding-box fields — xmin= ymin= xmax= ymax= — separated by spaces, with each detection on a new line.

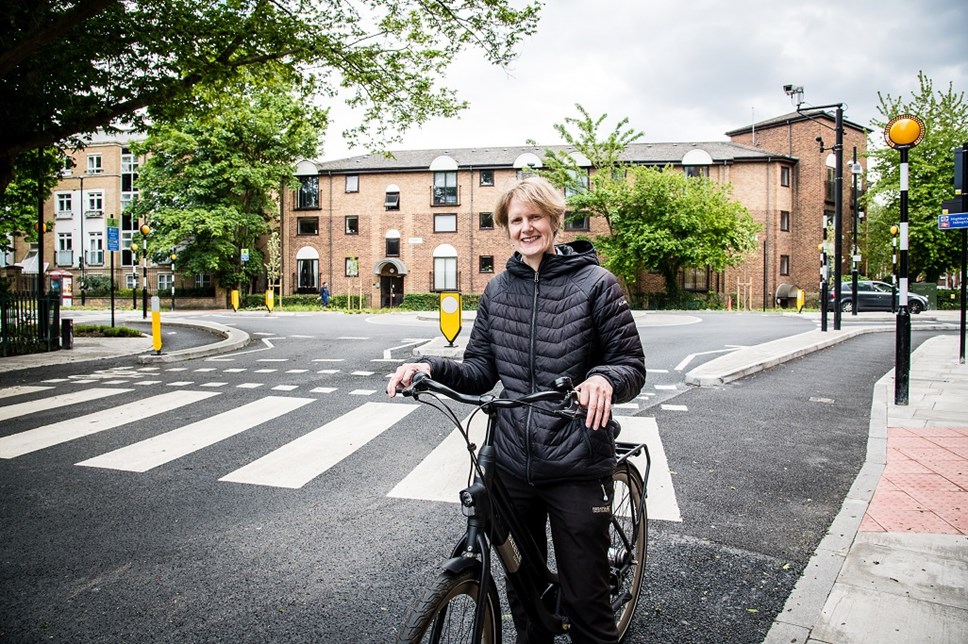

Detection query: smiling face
xmin=507 ymin=195 xmax=557 ymax=271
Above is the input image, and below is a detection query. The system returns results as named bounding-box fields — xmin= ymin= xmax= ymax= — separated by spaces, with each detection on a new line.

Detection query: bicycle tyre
xmin=610 ymin=462 xmax=647 ymax=640
xmin=396 ymin=567 xmax=501 ymax=644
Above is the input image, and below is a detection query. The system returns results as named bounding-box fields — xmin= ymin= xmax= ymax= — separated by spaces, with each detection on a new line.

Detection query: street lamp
xmin=850 ymin=150 xmax=863 ymax=316
xmin=785 ymin=84 xmax=846 ymax=331
xmin=130 ymin=241 xmax=140 ymax=309
xmin=890 ymin=225 xmax=899 ymax=312
xmin=60 ymin=170 xmax=87 ymax=304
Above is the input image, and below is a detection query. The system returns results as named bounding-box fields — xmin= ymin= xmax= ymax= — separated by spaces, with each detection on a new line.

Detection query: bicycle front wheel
xmin=396 ymin=568 xmax=501 ymax=644
xmin=610 ymin=462 xmax=647 ymax=640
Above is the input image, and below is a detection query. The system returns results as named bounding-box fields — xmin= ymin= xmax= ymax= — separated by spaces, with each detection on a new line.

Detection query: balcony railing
xmin=55 ymin=250 xmax=73 ymax=266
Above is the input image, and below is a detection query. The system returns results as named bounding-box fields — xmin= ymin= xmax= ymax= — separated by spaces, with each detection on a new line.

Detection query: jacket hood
xmin=506 ymin=239 xmax=600 ymax=279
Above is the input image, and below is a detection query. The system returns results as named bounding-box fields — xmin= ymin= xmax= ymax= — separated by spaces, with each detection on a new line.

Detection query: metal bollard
xmin=61 ymin=318 xmax=74 ymax=350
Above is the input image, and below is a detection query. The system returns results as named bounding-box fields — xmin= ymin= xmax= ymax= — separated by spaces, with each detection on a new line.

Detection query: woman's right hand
xmin=386 ymin=362 xmax=432 ymax=398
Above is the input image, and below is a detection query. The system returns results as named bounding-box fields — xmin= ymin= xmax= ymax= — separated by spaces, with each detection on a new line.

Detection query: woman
xmin=387 ymin=176 xmax=646 ymax=643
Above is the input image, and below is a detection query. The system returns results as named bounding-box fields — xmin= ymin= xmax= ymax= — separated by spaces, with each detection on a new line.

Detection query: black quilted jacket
xmin=423 ymin=240 xmax=646 ymax=484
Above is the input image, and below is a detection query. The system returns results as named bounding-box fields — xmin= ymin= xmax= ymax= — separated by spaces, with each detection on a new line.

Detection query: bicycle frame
xmin=405 ymin=375 xmax=650 ymax=643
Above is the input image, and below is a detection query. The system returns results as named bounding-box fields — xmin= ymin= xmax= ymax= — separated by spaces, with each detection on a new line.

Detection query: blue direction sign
xmin=107 ymin=226 xmax=120 ymax=251
xmin=938 ymin=212 xmax=968 ymax=230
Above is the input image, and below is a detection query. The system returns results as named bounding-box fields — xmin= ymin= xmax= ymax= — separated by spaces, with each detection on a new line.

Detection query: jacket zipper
xmin=525 ymin=269 xmax=539 ymax=484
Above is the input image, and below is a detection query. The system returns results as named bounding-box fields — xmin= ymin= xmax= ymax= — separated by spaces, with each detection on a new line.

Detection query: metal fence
xmin=0 ymin=291 xmax=61 ymax=357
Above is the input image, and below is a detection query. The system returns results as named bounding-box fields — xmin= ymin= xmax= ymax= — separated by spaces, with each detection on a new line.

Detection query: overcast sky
xmin=320 ymin=0 xmax=968 ymax=161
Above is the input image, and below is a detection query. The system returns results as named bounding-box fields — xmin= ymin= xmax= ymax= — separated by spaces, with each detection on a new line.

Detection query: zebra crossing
xmin=0 ymin=381 xmax=682 ymax=521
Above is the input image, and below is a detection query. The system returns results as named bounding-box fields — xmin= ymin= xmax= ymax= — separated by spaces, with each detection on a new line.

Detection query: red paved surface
xmin=861 ymin=427 xmax=968 ymax=534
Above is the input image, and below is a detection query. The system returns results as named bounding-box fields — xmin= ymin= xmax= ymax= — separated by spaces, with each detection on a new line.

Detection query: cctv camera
xmin=783 ymin=84 xmax=794 ymax=93
xmin=816 ymin=136 xmax=823 ymax=142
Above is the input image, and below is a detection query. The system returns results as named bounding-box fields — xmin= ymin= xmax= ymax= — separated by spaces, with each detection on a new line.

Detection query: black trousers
xmin=501 ymin=473 xmax=619 ymax=644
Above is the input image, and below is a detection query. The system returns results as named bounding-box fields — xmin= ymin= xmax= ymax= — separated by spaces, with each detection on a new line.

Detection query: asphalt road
xmin=0 ymin=312 xmax=939 ymax=643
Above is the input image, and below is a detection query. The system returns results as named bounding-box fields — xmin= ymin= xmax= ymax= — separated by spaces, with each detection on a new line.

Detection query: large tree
xmin=128 ymin=69 xmax=327 ymax=291
xmin=598 ymin=166 xmax=760 ymax=303
xmin=0 ymin=0 xmax=541 ymax=195
xmin=865 ymin=72 xmax=968 ymax=282
xmin=0 ymin=147 xmax=63 ymax=253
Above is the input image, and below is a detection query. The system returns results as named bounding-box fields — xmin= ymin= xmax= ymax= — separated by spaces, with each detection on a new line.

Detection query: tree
xmin=0 ymin=0 xmax=541 ymax=195
xmin=866 ymin=72 xmax=968 ymax=282
xmin=129 ymin=69 xmax=326 ymax=291
xmin=531 ymin=104 xmax=643 ymax=234
xmin=597 ymin=166 xmax=760 ymax=303
xmin=0 ymin=148 xmax=64 ymax=254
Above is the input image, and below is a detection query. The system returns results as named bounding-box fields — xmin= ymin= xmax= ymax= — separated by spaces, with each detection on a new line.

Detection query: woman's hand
xmin=575 ymin=374 xmax=613 ymax=430
xmin=386 ymin=362 xmax=432 ymax=398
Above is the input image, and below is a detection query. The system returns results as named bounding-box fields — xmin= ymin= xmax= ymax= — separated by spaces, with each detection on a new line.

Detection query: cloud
xmin=321 ymin=0 xmax=968 ymax=160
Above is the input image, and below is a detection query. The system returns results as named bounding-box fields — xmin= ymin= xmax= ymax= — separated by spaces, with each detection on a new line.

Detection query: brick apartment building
xmin=283 ymin=110 xmax=869 ymax=309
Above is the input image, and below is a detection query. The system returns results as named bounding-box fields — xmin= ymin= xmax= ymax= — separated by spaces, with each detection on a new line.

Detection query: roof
xmin=725 ymin=109 xmax=870 ymax=137
xmin=310 ymin=140 xmax=795 ymax=174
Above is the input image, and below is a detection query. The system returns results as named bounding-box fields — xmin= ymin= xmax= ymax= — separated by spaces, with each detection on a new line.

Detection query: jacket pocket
xmin=580 ymin=418 xmax=617 ymax=462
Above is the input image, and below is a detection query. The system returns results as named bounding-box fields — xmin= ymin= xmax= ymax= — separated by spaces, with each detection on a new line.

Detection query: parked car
xmin=828 ymin=280 xmax=928 ymax=314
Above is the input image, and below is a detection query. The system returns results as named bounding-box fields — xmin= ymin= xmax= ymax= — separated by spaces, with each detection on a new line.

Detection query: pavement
xmin=1 ymin=308 xmax=966 ymax=643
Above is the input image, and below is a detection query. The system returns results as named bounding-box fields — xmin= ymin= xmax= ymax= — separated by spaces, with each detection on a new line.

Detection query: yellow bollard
xmin=231 ymin=289 xmax=240 ymax=312
xmin=151 ymin=295 xmax=162 ymax=354
xmin=439 ymin=291 xmax=462 ymax=347
xmin=265 ymin=289 xmax=274 ymax=312
xmin=796 ymin=288 xmax=805 ymax=313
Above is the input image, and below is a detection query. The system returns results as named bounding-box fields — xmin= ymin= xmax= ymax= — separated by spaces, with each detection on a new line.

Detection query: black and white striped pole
xmin=885 ymin=114 xmax=925 ymax=405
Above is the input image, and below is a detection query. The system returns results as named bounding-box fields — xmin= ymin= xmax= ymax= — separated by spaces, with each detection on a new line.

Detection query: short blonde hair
xmin=493 ymin=176 xmax=566 ymax=233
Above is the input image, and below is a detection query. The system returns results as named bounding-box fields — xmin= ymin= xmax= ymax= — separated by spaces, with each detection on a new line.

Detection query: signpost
xmin=107 ymin=220 xmax=119 ymax=327
xmin=439 ymin=291 xmax=462 ymax=347
xmin=938 ymin=143 xmax=968 ymax=364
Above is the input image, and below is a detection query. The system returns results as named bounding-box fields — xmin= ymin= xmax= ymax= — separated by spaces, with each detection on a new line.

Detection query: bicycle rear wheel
xmin=396 ymin=568 xmax=501 ymax=644
xmin=609 ymin=462 xmax=647 ymax=640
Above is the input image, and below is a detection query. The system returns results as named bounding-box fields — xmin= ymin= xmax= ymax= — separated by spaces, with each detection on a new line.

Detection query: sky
xmin=320 ymin=0 xmax=968 ymax=161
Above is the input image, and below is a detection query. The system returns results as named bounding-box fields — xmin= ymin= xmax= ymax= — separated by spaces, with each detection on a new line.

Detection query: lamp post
xmin=884 ymin=114 xmax=925 ymax=405
xmin=819 ymin=242 xmax=828 ymax=332
xmin=130 ymin=241 xmax=139 ymax=309
xmin=139 ymin=224 xmax=151 ymax=319
xmin=850 ymin=148 xmax=862 ymax=316
xmin=170 ymin=251 xmax=177 ymax=311
xmin=784 ymin=85 xmax=846 ymax=330
xmin=61 ymin=170 xmax=87 ymax=304
xmin=890 ymin=225 xmax=899 ymax=313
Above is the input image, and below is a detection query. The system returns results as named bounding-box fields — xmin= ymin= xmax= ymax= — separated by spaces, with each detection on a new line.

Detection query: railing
xmin=0 ymin=292 xmax=61 ymax=357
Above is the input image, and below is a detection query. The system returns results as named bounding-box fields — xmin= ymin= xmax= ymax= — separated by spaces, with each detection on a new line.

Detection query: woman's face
xmin=507 ymin=196 xmax=556 ymax=271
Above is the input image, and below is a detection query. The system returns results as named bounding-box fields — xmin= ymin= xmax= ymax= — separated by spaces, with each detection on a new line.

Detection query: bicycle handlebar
xmin=403 ymin=372 xmax=576 ymax=413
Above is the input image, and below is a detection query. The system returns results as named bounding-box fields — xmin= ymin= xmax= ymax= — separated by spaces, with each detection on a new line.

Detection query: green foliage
xmin=0 ymin=147 xmax=65 ymax=251
xmin=73 ymin=324 xmax=144 ymax=338
xmin=397 ymin=293 xmax=480 ymax=311
xmin=866 ymin=72 xmax=968 ymax=282
xmin=79 ymin=274 xmax=113 ymax=296
xmin=596 ymin=166 xmax=759 ymax=299
xmin=130 ymin=69 xmax=327 ymax=290
xmin=1 ymin=0 xmax=541 ymax=194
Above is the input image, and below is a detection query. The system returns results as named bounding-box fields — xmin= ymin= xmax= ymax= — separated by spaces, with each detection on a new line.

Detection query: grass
xmin=72 ymin=324 xmax=145 ymax=338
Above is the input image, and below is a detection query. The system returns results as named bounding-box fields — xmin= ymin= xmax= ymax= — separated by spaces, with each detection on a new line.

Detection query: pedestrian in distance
xmin=319 ymin=282 xmax=330 ymax=307
xmin=387 ymin=175 xmax=646 ymax=643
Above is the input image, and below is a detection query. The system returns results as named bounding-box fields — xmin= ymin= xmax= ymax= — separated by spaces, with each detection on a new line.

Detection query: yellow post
xmin=796 ymin=288 xmax=805 ymax=313
xmin=151 ymin=296 xmax=162 ymax=354
xmin=231 ymin=289 xmax=240 ymax=312
xmin=265 ymin=289 xmax=274 ymax=312
xmin=439 ymin=291 xmax=462 ymax=346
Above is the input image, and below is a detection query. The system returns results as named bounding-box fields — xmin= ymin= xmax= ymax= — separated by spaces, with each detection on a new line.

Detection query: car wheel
xmin=909 ymin=300 xmax=924 ymax=314
xmin=840 ymin=300 xmax=854 ymax=314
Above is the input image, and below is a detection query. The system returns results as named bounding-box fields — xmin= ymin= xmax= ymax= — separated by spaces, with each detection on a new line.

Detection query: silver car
xmin=829 ymin=280 xmax=928 ymax=314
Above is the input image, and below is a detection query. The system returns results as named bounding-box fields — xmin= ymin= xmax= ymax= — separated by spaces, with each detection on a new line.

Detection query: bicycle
xmin=395 ymin=372 xmax=651 ymax=643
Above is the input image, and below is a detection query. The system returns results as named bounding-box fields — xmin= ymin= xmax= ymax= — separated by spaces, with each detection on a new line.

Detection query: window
xmin=479 ymin=256 xmax=494 ymax=273
xmin=385 ymin=229 xmax=401 ymax=257
xmin=564 ymin=212 xmax=589 ymax=231
xmin=516 ymin=168 xmax=536 ymax=180
xmin=434 ymin=256 xmax=458 ymax=290
xmin=86 ymin=154 xmax=102 ymax=174
xmin=195 ymin=273 xmax=212 ymax=289
xmin=56 ymin=193 xmax=72 ymax=214
xmin=780 ymin=210 xmax=790 ymax=232
xmin=780 ymin=166 xmax=790 ymax=187
xmin=780 ymin=255 xmax=790 ymax=276
xmin=345 ymin=175 xmax=359 ymax=193
xmin=56 ymin=233 xmax=73 ymax=266
xmin=345 ymin=215 xmax=359 ymax=235
xmin=434 ymin=213 xmax=457 ymax=233
xmin=433 ymin=171 xmax=458 ymax=205
xmin=479 ymin=212 xmax=494 ymax=230
xmin=825 ymin=167 xmax=836 ymax=202
xmin=158 ymin=273 xmax=173 ymax=292
xmin=297 ymin=175 xmax=319 ymax=209
xmin=385 ymin=191 xmax=400 ymax=210
xmin=125 ymin=273 xmax=138 ymax=289
xmin=345 ymin=257 xmax=359 ymax=277
xmin=87 ymin=232 xmax=104 ymax=265
xmin=298 ymin=258 xmax=318 ymax=289
xmin=297 ymin=217 xmax=319 ymax=235
xmin=479 ymin=170 xmax=494 ymax=186
xmin=685 ymin=166 xmax=709 ymax=178
xmin=86 ymin=191 xmax=103 ymax=214
xmin=682 ymin=267 xmax=709 ymax=292
xmin=564 ymin=169 xmax=588 ymax=197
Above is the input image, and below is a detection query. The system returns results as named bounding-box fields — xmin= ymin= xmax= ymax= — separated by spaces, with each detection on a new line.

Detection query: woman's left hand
xmin=575 ymin=375 xmax=613 ymax=430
